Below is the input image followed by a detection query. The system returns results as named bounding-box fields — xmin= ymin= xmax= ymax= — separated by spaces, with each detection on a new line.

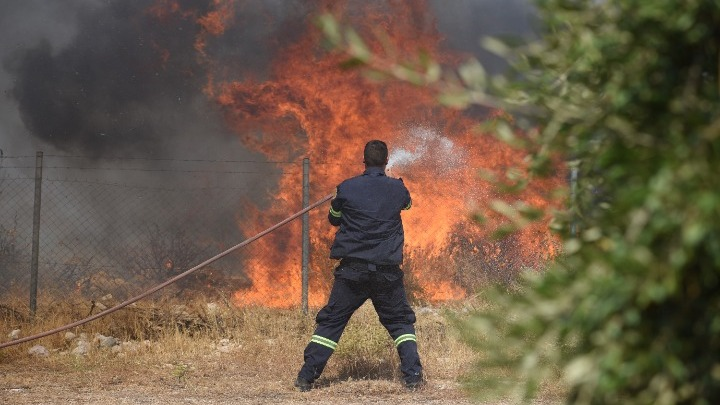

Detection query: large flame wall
xmin=149 ymin=0 xmax=564 ymax=308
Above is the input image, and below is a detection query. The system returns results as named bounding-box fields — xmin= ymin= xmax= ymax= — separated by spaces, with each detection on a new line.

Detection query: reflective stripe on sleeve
xmin=329 ymin=206 xmax=342 ymax=218
xmin=403 ymin=200 xmax=412 ymax=210
xmin=394 ymin=333 xmax=416 ymax=347
xmin=310 ymin=335 xmax=338 ymax=350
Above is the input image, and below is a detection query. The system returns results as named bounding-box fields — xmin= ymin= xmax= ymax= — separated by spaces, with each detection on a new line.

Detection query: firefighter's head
xmin=363 ymin=140 xmax=389 ymax=167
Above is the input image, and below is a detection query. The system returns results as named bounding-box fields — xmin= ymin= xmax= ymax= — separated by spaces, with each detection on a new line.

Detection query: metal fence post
xmin=30 ymin=151 xmax=43 ymax=316
xmin=301 ymin=157 xmax=310 ymax=314
xmin=569 ymin=159 xmax=579 ymax=237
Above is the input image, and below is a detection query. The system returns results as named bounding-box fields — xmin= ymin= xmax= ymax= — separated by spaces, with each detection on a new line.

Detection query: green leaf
xmin=490 ymin=200 xmax=530 ymax=228
xmin=481 ymin=36 xmax=511 ymax=58
xmin=425 ymin=60 xmax=442 ymax=83
xmin=438 ymin=89 xmax=472 ymax=109
xmin=458 ymin=58 xmax=487 ymax=90
xmin=494 ymin=121 xmax=517 ymax=144
xmin=391 ymin=65 xmax=426 ymax=86
xmin=517 ymin=204 xmax=545 ymax=221
xmin=345 ymin=28 xmax=370 ymax=62
xmin=491 ymin=223 xmax=517 ymax=240
xmin=472 ymin=212 xmax=487 ymax=224
xmin=315 ymin=14 xmax=341 ymax=47
xmin=339 ymin=57 xmax=367 ymax=69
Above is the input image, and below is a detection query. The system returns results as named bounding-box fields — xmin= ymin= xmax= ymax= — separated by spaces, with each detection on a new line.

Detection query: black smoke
xmin=2 ymin=0 xmax=534 ymax=157
xmin=2 ymin=0 xmax=314 ymax=157
xmin=7 ymin=1 xmax=189 ymax=154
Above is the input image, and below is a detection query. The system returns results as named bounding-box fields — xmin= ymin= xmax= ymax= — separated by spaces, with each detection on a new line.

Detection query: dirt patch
xmin=1 ymin=355 xmax=485 ymax=405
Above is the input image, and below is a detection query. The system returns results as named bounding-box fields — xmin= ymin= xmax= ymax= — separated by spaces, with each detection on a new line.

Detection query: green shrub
xmin=459 ymin=1 xmax=720 ymax=403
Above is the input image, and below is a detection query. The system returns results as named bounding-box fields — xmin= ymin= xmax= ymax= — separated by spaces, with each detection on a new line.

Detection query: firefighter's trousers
xmin=297 ymin=261 xmax=423 ymax=384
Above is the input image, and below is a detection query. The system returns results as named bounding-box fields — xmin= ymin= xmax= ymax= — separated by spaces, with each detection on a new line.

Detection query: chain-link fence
xmin=0 ymin=152 xmax=333 ymax=314
xmin=1 ymin=151 xmax=562 ymax=318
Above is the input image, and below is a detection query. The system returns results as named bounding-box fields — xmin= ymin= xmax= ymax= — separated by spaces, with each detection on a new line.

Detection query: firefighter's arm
xmin=328 ymin=187 xmax=342 ymax=226
xmin=402 ymin=197 xmax=412 ymax=210
xmin=401 ymin=183 xmax=412 ymax=211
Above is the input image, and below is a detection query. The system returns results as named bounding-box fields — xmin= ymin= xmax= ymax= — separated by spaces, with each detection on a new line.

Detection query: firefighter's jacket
xmin=328 ymin=166 xmax=412 ymax=265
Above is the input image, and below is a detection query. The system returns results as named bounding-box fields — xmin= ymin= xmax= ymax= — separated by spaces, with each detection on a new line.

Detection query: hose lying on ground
xmin=0 ymin=193 xmax=334 ymax=350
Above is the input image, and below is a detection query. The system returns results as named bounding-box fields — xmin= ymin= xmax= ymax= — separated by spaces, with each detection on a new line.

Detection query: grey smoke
xmin=0 ymin=1 xmax=536 ymax=293
xmin=2 ymin=0 xmax=301 ymax=157
xmin=1 ymin=0 xmax=534 ymax=157
xmin=430 ymin=0 xmax=537 ymax=74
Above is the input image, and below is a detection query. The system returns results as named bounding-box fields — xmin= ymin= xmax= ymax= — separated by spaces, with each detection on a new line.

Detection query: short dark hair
xmin=363 ymin=140 xmax=388 ymax=167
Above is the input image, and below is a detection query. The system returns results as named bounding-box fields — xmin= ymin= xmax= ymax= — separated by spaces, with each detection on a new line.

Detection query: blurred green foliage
xmin=460 ymin=2 xmax=720 ymax=403
xmin=317 ymin=0 xmax=720 ymax=403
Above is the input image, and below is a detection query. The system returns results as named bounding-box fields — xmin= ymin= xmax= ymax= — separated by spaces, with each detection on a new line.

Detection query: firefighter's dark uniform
xmin=296 ymin=166 xmax=423 ymax=386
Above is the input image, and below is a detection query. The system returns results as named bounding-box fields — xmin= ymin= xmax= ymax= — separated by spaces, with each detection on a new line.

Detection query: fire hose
xmin=0 ymin=193 xmax=334 ymax=350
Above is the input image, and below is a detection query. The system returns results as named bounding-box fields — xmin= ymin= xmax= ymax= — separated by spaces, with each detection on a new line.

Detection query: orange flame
xmin=150 ymin=0 xmax=564 ymax=308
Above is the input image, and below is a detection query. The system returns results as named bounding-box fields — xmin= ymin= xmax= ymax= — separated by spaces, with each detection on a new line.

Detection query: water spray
xmin=386 ymin=125 xmax=463 ymax=178
xmin=0 ymin=193 xmax=334 ymax=350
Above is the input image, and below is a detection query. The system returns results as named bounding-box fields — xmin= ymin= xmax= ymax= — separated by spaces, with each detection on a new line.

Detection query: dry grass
xmin=0 ymin=293 xmax=468 ymax=367
xmin=0 ymin=293 xmax=562 ymax=404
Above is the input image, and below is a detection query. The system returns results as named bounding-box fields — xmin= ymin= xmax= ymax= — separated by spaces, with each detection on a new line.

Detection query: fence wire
xmin=1 ymin=152 xmax=561 ymax=318
xmin=0 ymin=154 xmax=327 ymax=313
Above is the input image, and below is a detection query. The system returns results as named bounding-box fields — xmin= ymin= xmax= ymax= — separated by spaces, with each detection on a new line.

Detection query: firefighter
xmin=294 ymin=140 xmax=424 ymax=392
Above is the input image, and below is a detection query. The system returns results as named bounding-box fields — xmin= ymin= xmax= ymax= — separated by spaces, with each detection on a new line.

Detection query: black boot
xmin=404 ymin=373 xmax=425 ymax=391
xmin=294 ymin=377 xmax=312 ymax=392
